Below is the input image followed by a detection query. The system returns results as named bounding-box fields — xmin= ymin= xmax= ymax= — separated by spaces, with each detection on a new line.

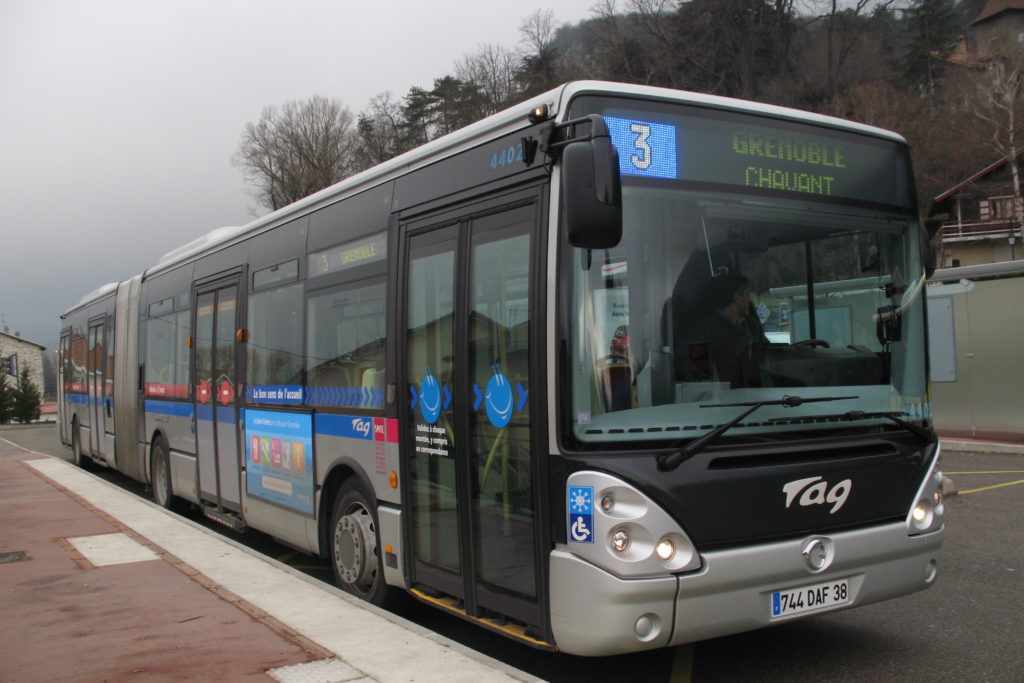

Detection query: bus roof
xmin=74 ymin=81 xmax=909 ymax=303
xmin=62 ymin=282 xmax=119 ymax=317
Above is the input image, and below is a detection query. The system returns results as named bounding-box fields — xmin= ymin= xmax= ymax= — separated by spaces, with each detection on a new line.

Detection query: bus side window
xmin=306 ymin=280 xmax=386 ymax=411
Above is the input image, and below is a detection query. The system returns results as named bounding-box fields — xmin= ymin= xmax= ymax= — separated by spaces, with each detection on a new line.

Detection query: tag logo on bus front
xmin=783 ymin=476 xmax=852 ymax=514
xmin=567 ymin=486 xmax=594 ymax=543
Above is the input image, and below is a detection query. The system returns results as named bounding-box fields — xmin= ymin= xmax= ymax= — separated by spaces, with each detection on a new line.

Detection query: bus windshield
xmin=566 ymin=100 xmax=929 ymax=446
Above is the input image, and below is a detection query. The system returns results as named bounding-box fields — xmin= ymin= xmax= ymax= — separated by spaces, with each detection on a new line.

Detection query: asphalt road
xmin=4 ymin=424 xmax=1022 ymax=681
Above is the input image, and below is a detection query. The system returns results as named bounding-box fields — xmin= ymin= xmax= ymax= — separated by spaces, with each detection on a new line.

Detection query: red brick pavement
xmin=0 ymin=447 xmax=320 ymax=682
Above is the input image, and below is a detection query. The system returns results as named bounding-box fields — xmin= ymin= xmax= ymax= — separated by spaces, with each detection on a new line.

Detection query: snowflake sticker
xmin=568 ymin=486 xmax=593 ymax=515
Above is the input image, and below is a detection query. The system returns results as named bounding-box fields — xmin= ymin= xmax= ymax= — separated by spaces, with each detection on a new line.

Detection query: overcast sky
xmin=0 ymin=0 xmax=598 ymax=353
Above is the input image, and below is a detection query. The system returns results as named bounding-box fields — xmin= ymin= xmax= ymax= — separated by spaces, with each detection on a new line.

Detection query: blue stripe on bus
xmin=195 ymin=403 xmax=238 ymax=424
xmin=144 ymin=400 xmax=193 ymax=417
xmin=66 ymin=394 xmax=114 ymax=408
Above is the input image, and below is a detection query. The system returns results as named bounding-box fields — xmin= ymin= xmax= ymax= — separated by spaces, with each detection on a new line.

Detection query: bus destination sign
xmin=309 ymin=232 xmax=387 ymax=278
xmin=604 ymin=110 xmax=910 ymax=208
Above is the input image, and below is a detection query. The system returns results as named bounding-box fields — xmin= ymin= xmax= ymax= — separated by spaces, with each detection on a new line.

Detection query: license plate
xmin=771 ymin=579 xmax=850 ymax=618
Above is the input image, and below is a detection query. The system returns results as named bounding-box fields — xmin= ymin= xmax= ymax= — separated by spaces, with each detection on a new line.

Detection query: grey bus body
xmin=58 ymin=81 xmax=943 ymax=655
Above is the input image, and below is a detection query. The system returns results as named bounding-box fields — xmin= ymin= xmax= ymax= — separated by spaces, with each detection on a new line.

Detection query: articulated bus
xmin=58 ymin=81 xmax=943 ymax=656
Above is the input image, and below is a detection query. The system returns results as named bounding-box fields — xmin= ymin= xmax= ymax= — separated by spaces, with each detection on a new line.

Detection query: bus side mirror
xmin=562 ymin=134 xmax=622 ymax=250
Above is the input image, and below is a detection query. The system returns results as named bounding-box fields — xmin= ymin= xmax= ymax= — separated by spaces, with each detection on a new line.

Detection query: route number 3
xmin=629 ymin=123 xmax=652 ymax=170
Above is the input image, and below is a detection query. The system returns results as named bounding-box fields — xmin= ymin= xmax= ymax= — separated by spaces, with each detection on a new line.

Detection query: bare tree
xmin=676 ymin=0 xmax=797 ymax=100
xmin=585 ymin=0 xmax=658 ymax=85
xmin=520 ymin=9 xmax=557 ymax=56
xmin=233 ymin=95 xmax=357 ymax=212
xmin=355 ymin=92 xmax=407 ymax=169
xmin=960 ymin=56 xmax=1024 ymax=233
xmin=518 ymin=9 xmax=564 ymax=96
xmin=455 ymin=43 xmax=523 ymax=115
xmin=789 ymin=1 xmax=896 ymax=112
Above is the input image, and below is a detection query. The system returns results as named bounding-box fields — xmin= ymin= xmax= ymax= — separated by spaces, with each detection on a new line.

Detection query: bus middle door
xmin=87 ymin=316 xmax=106 ymax=459
xmin=193 ymin=279 xmax=243 ymax=512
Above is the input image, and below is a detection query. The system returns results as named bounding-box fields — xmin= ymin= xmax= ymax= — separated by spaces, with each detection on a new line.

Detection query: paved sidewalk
xmin=0 ymin=446 xmax=536 ymax=682
xmin=939 ymin=437 xmax=1024 ymax=455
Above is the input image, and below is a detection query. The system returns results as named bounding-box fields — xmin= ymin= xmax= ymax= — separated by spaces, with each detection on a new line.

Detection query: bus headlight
xmin=906 ymin=445 xmax=944 ymax=535
xmin=655 ymin=537 xmax=676 ymax=562
xmin=911 ymin=500 xmax=932 ymax=528
xmin=566 ymin=471 xmax=702 ymax=578
xmin=611 ymin=529 xmax=631 ymax=552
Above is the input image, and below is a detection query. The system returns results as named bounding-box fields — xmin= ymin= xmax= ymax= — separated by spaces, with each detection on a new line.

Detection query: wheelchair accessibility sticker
xmin=568 ymin=485 xmax=594 ymax=543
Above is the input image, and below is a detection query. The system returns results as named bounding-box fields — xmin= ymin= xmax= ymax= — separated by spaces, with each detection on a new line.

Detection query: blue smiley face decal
xmin=484 ymin=365 xmax=514 ymax=429
xmin=419 ymin=368 xmax=442 ymax=424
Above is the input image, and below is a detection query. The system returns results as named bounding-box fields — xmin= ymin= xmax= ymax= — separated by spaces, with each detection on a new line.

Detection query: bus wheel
xmin=151 ymin=437 xmax=174 ymax=509
xmin=72 ymin=420 xmax=91 ymax=470
xmin=329 ymin=480 xmax=397 ymax=607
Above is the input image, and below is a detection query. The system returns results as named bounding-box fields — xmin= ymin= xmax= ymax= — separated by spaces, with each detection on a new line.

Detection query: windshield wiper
xmin=768 ymin=410 xmax=933 ymax=445
xmin=657 ymin=395 xmax=859 ymax=471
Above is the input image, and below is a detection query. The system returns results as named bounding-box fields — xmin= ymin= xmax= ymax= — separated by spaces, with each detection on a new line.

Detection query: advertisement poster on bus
xmin=244 ymin=409 xmax=315 ymax=515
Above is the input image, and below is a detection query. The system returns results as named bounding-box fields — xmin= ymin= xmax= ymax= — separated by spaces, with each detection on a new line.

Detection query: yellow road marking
xmin=276 ymin=551 xmax=297 ymax=563
xmin=670 ymin=644 xmax=694 ymax=683
xmin=945 ymin=470 xmax=1024 ymax=475
xmin=958 ymin=478 xmax=1024 ymax=495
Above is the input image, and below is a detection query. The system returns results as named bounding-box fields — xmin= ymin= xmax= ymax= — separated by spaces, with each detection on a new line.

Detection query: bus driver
xmin=681 ymin=274 xmax=765 ymax=388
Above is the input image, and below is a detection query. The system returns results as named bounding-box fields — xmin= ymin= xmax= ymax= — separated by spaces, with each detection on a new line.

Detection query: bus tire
xmin=72 ymin=419 xmax=92 ymax=470
xmin=329 ymin=479 xmax=397 ymax=608
xmin=150 ymin=436 xmax=175 ymax=510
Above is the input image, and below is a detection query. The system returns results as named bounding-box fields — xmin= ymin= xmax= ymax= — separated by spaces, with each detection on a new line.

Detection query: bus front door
xmin=402 ymin=193 xmax=544 ymax=635
xmin=193 ymin=281 xmax=243 ymax=512
xmin=59 ymin=331 xmax=70 ymax=445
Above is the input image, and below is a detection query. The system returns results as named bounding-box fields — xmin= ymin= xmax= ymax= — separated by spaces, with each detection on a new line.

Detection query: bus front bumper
xmin=548 ymin=521 xmax=942 ymax=657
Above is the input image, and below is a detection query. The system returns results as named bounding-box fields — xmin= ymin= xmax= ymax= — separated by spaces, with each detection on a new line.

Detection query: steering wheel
xmin=596 ymin=354 xmax=630 ymax=368
xmin=793 ymin=338 xmax=830 ymax=349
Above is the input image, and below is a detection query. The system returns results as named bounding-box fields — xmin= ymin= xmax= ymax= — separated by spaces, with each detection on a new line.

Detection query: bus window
xmin=144 ymin=311 xmax=189 ymax=398
xmin=306 ymin=281 xmax=386 ymax=410
xmin=247 ymin=282 xmax=304 ymax=391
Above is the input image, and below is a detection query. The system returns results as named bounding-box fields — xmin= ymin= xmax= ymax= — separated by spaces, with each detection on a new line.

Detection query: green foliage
xmin=0 ymin=371 xmax=13 ymax=424
xmin=903 ymin=0 xmax=964 ymax=92
xmin=12 ymin=366 xmax=42 ymax=424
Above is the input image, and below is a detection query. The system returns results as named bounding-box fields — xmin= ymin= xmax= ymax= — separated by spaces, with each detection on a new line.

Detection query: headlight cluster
xmin=566 ymin=471 xmax=701 ymax=578
xmin=907 ymin=445 xmax=944 ymax=535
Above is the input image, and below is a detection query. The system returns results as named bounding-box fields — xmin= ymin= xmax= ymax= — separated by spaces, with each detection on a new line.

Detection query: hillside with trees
xmin=236 ymin=0 xmax=1022 ymax=214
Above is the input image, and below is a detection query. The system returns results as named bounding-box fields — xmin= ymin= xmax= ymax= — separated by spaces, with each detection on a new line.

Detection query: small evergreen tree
xmin=0 ymin=371 xmax=13 ymax=424
xmin=12 ymin=367 xmax=41 ymax=423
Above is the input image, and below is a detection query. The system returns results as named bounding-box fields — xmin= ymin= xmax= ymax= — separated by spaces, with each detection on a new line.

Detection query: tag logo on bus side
xmin=568 ymin=485 xmax=594 ymax=543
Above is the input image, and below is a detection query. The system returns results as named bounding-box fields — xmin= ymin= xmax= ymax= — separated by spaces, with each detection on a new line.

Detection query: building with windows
xmin=929 ymin=0 xmax=1024 ymax=268
xmin=0 ymin=327 xmax=46 ymax=399
xmin=931 ymin=156 xmax=1023 ymax=267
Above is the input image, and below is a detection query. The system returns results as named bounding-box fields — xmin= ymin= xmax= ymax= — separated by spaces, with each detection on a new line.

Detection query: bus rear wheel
xmin=329 ymin=480 xmax=397 ymax=608
xmin=72 ymin=419 xmax=92 ymax=470
xmin=150 ymin=437 xmax=174 ymax=510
